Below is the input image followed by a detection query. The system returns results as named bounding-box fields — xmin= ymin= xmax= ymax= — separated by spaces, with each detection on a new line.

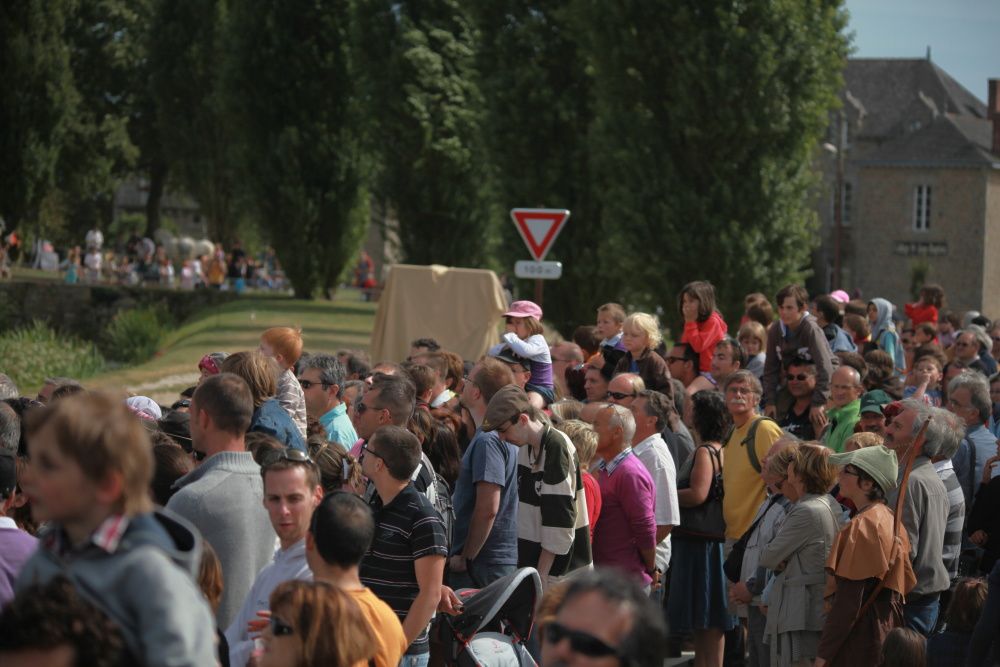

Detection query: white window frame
xmin=913 ymin=185 xmax=931 ymax=231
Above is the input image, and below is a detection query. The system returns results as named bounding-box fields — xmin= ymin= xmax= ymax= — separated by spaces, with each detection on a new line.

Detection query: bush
xmin=0 ymin=322 xmax=106 ymax=392
xmin=101 ymin=306 xmax=170 ymax=364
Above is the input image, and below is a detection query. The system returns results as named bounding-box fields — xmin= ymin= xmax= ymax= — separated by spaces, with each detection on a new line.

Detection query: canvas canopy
xmin=369 ymin=264 xmax=508 ymax=363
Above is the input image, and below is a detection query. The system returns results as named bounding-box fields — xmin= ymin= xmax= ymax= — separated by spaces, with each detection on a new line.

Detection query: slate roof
xmin=843 ymin=58 xmax=998 ymax=167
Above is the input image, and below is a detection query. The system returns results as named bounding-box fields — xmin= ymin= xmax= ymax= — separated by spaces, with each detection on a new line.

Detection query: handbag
xmin=723 ymin=495 xmax=781 ymax=583
xmin=674 ymin=444 xmax=726 ymax=542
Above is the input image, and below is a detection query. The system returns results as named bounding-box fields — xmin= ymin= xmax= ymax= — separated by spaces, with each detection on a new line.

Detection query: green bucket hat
xmin=829 ymin=445 xmax=899 ymax=494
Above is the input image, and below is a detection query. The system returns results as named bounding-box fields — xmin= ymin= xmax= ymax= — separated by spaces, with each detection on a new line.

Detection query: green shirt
xmin=822 ymin=399 xmax=861 ymax=453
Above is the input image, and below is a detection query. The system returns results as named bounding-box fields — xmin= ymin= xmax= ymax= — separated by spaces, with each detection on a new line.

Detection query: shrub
xmin=101 ymin=306 xmax=170 ymax=364
xmin=0 ymin=322 xmax=105 ymax=391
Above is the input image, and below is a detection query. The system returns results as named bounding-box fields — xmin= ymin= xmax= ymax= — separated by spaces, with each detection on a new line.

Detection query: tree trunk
xmin=145 ymin=160 xmax=167 ymax=237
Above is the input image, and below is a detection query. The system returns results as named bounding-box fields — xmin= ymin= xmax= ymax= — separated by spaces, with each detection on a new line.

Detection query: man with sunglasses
xmin=225 ymin=449 xmax=323 ymax=667
xmin=359 ymin=425 xmax=447 ymax=667
xmin=541 ymin=569 xmax=667 ymax=667
xmin=606 ymin=373 xmax=643 ymax=408
xmin=167 ymin=373 xmax=275 ymax=629
xmin=777 ymin=357 xmax=817 ymax=440
xmin=298 ymin=353 xmax=357 ymax=450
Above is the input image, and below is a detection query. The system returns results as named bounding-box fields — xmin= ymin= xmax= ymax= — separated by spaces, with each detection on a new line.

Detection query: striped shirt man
xmin=933 ymin=459 xmax=966 ymax=581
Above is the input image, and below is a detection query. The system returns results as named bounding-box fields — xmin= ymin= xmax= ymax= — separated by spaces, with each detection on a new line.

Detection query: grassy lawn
xmin=87 ymin=291 xmax=376 ymax=404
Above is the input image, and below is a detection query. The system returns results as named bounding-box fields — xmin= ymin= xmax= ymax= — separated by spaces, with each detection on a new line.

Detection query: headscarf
xmin=869 ymin=298 xmax=905 ymax=372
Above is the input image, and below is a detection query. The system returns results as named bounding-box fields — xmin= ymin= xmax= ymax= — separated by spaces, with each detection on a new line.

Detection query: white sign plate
xmin=515 ymin=261 xmax=562 ymax=280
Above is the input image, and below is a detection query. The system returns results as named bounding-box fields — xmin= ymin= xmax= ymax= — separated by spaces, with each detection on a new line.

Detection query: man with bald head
xmin=821 ymin=365 xmax=863 ymax=453
xmin=592 ymin=405 xmax=657 ymax=591
xmin=606 ymin=373 xmax=644 ymax=408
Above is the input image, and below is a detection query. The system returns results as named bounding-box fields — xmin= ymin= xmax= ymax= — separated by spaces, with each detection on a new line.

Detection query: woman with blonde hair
xmin=613 ymin=312 xmax=671 ymax=393
xmin=258 ymin=580 xmax=377 ymax=667
xmin=759 ymin=443 xmax=844 ymax=667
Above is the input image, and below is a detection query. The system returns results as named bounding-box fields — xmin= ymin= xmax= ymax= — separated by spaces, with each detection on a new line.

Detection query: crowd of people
xmin=1 ymin=281 xmax=1000 ymax=667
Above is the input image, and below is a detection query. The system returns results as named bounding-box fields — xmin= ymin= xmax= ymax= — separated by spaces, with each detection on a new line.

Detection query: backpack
xmin=412 ymin=458 xmax=455 ymax=551
xmin=723 ymin=416 xmax=777 ymax=473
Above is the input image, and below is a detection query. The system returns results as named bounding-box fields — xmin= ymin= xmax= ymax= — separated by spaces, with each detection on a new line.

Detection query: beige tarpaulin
xmin=369 ymin=264 xmax=508 ymax=362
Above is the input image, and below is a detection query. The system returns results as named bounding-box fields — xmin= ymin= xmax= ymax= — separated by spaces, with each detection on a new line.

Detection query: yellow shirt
xmin=350 ymin=587 xmax=408 ymax=667
xmin=722 ymin=416 xmax=784 ymax=540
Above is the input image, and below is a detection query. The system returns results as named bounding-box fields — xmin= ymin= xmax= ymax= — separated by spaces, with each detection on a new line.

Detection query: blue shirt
xmin=318 ymin=403 xmax=357 ymax=451
xmin=450 ymin=429 xmax=518 ymax=566
xmin=952 ymin=423 xmax=997 ymax=509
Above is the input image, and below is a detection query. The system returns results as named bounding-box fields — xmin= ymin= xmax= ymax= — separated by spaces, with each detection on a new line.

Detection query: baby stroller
xmin=435 ymin=567 xmax=541 ymax=667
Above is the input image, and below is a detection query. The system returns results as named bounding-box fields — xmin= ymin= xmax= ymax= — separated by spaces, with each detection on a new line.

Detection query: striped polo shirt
xmin=517 ymin=425 xmax=592 ymax=576
xmin=360 ymin=483 xmax=448 ymax=655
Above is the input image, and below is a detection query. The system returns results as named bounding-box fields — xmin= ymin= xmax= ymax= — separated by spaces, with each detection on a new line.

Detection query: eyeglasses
xmin=726 ymin=386 xmax=756 ymax=396
xmin=361 ymin=440 xmax=385 ymax=460
xmin=606 ymin=391 xmax=636 ymax=400
xmin=270 ymin=617 xmax=294 ymax=637
xmin=463 ymin=375 xmax=478 ymax=388
xmin=298 ymin=379 xmax=331 ymax=390
xmin=544 ymin=621 xmax=621 ymax=659
xmin=193 ymin=449 xmax=207 ymax=462
xmin=355 ymin=401 xmax=383 ymax=416
xmin=787 ymin=374 xmax=813 ymax=381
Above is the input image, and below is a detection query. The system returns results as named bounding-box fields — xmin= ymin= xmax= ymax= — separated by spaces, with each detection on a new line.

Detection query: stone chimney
xmin=990 ymin=79 xmax=1000 ymax=156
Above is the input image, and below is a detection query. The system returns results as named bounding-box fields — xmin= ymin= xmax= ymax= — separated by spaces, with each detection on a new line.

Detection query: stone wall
xmin=0 ymin=280 xmax=237 ymax=341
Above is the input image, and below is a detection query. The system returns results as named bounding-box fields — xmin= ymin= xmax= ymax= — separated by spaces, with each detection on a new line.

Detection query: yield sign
xmin=510 ymin=208 xmax=570 ymax=262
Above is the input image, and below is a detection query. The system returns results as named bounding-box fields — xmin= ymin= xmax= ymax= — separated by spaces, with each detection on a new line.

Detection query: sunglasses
xmin=361 ymin=440 xmax=385 ymax=460
xmin=298 ymin=379 xmax=331 ymax=390
xmin=545 ymin=622 xmax=621 ymax=659
xmin=193 ymin=449 xmax=207 ymax=462
xmin=263 ymin=448 xmax=314 ymax=467
xmin=606 ymin=391 xmax=636 ymax=400
xmin=270 ymin=617 xmax=294 ymax=637
xmin=787 ymin=374 xmax=813 ymax=381
xmin=355 ymin=401 xmax=383 ymax=416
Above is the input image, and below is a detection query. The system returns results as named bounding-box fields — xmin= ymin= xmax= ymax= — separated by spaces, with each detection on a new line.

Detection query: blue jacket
xmin=16 ymin=509 xmax=217 ymax=666
xmin=251 ymin=398 xmax=306 ymax=452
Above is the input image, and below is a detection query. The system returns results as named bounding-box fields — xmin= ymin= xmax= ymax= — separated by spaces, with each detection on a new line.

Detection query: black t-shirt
xmin=780 ymin=404 xmax=816 ymax=440
xmin=360 ymin=484 xmax=448 ymax=655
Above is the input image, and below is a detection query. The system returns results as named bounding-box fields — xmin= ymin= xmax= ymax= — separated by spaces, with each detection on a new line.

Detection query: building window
xmin=913 ymin=185 xmax=931 ymax=231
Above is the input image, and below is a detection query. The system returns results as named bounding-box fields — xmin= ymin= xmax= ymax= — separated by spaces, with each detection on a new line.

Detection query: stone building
xmin=813 ymin=57 xmax=1000 ymax=316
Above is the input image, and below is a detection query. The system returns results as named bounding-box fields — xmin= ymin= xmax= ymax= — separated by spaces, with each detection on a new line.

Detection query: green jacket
xmin=822 ymin=399 xmax=861 ymax=453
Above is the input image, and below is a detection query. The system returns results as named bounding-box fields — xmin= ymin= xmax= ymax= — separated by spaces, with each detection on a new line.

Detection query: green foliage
xmin=101 ymin=306 xmax=170 ymax=364
xmin=356 ymin=0 xmax=500 ymax=268
xmin=0 ymin=322 xmax=106 ymax=391
xmin=226 ymin=0 xmax=370 ymax=298
xmin=0 ymin=1 xmax=78 ymax=230
xmin=571 ymin=0 xmax=849 ymax=326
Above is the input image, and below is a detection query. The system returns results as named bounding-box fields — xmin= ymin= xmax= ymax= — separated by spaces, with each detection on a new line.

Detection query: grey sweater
xmin=16 ymin=510 xmax=217 ymax=667
xmin=167 ymin=450 xmax=275 ymax=628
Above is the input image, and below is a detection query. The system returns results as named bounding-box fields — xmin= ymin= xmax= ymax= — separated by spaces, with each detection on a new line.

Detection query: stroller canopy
xmin=451 ymin=567 xmax=541 ymax=642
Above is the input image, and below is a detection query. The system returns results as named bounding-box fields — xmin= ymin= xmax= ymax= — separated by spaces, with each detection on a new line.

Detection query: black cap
xmin=158 ymin=411 xmax=193 ymax=452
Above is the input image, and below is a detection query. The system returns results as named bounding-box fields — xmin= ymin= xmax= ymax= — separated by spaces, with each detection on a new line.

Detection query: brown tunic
xmin=817 ymin=503 xmax=917 ymax=664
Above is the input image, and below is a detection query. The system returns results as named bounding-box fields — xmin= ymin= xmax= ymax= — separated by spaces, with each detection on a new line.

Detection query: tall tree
xmin=574 ymin=0 xmax=849 ymax=324
xmin=355 ymin=0 xmax=499 ymax=268
xmin=0 ymin=1 xmax=78 ymax=233
xmin=472 ymin=1 xmax=608 ymax=332
xmin=149 ymin=0 xmax=238 ymax=241
xmin=226 ymin=0 xmax=369 ymax=298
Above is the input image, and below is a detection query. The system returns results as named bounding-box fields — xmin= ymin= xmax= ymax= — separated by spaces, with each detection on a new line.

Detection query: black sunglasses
xmin=298 ymin=379 xmax=331 ymax=390
xmin=787 ymin=374 xmax=813 ymax=381
xmin=355 ymin=401 xmax=383 ymax=416
xmin=606 ymin=391 xmax=636 ymax=400
xmin=545 ymin=622 xmax=621 ymax=659
xmin=263 ymin=448 xmax=314 ymax=467
xmin=270 ymin=616 xmax=294 ymax=637
xmin=361 ymin=441 xmax=385 ymax=460
xmin=193 ymin=449 xmax=207 ymax=462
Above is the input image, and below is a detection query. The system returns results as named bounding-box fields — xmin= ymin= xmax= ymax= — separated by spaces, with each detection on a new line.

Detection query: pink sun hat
xmin=830 ymin=290 xmax=850 ymax=304
xmin=503 ymin=300 xmax=543 ymax=320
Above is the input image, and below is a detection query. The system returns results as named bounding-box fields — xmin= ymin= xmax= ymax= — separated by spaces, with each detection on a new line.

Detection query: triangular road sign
xmin=510 ymin=208 xmax=570 ymax=261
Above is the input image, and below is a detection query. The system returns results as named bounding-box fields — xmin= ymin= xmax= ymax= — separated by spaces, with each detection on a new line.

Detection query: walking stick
xmin=829 ymin=417 xmax=931 ymax=661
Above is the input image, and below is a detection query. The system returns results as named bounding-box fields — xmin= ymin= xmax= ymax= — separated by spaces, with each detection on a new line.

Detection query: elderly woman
xmin=759 ymin=443 xmax=843 ymax=667
xmin=814 ymin=446 xmax=916 ymax=666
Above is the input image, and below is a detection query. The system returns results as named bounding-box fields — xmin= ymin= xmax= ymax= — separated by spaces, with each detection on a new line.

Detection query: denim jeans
xmin=447 ymin=561 xmax=517 ymax=591
xmin=399 ymin=652 xmax=429 ymax=667
xmin=904 ymin=594 xmax=941 ymax=636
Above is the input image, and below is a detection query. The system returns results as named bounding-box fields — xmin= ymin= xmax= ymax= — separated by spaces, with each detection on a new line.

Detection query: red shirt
xmin=904 ymin=302 xmax=938 ymax=326
xmin=682 ymin=311 xmax=728 ymax=373
xmin=581 ymin=471 xmax=602 ymax=541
